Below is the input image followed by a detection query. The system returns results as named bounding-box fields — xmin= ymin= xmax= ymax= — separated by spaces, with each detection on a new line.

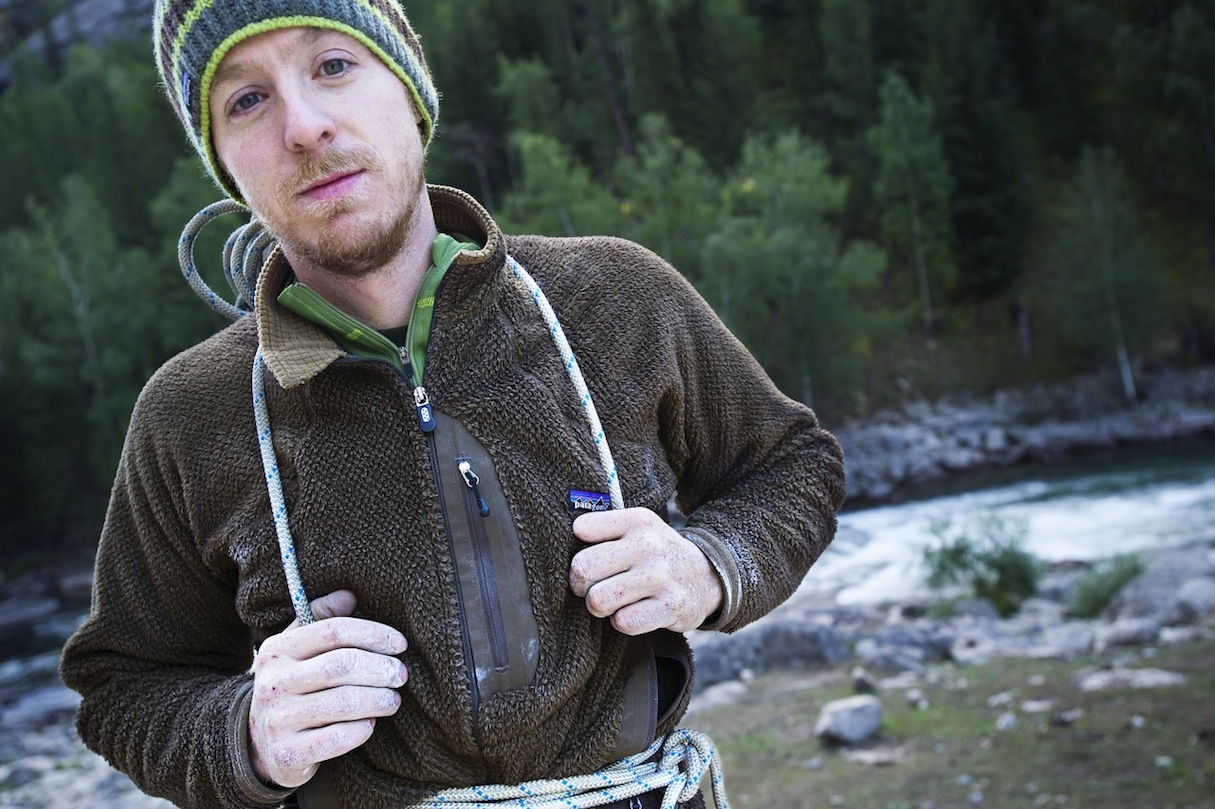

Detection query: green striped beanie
xmin=153 ymin=0 xmax=439 ymax=201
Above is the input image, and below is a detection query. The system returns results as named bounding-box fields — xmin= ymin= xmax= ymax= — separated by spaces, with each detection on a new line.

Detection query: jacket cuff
xmin=680 ymin=527 xmax=741 ymax=631
xmin=228 ymin=680 xmax=296 ymax=806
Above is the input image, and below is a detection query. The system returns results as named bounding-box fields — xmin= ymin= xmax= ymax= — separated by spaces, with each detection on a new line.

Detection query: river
xmin=793 ymin=438 xmax=1215 ymax=607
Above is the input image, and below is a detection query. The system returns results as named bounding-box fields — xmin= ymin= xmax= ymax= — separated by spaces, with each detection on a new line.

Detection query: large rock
xmin=1177 ymin=578 xmax=1215 ymax=622
xmin=1095 ymin=618 xmax=1162 ymax=651
xmin=0 ymin=683 xmax=80 ymax=730
xmin=1077 ymin=667 xmax=1187 ymax=692
xmin=814 ymin=695 xmax=883 ymax=745
xmin=692 ymin=618 xmax=848 ymax=688
xmin=1109 ymin=548 xmax=1214 ymax=626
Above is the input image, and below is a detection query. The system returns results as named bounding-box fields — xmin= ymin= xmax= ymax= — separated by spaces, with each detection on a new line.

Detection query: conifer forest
xmin=1 ymin=0 xmax=1213 ymax=561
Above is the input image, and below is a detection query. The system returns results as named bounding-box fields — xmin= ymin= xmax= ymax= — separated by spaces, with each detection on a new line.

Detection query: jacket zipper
xmin=396 ymin=350 xmax=482 ymax=744
xmin=458 ymin=456 xmax=509 ymax=673
xmin=400 ymin=347 xmax=436 ymax=433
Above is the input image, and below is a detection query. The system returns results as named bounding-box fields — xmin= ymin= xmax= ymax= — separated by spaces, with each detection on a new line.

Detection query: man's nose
xmin=281 ymin=87 xmax=335 ymax=152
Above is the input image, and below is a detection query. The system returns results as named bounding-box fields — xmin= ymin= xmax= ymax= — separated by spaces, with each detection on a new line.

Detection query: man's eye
xmin=231 ymin=92 xmax=262 ymax=113
xmin=320 ymin=58 xmax=349 ymax=76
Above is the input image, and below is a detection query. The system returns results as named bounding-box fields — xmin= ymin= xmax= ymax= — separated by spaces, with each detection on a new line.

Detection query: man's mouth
xmin=300 ymin=169 xmax=365 ymax=201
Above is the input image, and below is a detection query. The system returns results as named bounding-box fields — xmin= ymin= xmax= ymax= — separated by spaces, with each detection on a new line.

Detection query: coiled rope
xmin=177 ymin=199 xmax=273 ymax=322
xmin=178 ymin=205 xmax=724 ymax=808
xmin=412 ymin=729 xmax=727 ymax=809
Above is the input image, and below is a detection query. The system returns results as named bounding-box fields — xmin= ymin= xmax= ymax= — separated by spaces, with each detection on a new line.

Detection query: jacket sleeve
xmin=590 ymin=239 xmax=847 ymax=633
xmin=667 ymin=267 xmax=845 ymax=632
xmin=58 ymin=375 xmax=292 ymax=809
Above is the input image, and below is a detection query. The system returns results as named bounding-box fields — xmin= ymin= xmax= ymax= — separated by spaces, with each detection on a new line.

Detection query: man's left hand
xmin=570 ymin=508 xmax=723 ymax=635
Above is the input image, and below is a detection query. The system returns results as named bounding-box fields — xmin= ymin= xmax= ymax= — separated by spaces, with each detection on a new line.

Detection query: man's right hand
xmin=248 ymin=590 xmax=408 ymax=789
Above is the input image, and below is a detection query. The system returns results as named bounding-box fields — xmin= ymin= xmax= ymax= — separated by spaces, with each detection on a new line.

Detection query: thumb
xmin=303 ymin=589 xmax=358 ymax=623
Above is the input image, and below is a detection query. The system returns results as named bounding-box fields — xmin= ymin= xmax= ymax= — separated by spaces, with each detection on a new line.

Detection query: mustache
xmin=281 ymin=147 xmax=384 ymax=197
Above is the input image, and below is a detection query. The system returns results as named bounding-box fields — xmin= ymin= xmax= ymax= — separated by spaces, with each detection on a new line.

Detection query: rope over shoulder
xmin=178 ymin=200 xmax=275 ymax=321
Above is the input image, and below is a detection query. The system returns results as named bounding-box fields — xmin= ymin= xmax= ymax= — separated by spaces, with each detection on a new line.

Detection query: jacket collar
xmin=254 ymin=185 xmax=505 ymax=389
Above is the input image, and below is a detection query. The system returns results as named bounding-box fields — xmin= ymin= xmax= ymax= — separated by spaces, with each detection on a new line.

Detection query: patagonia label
xmin=568 ymin=489 xmax=611 ymax=514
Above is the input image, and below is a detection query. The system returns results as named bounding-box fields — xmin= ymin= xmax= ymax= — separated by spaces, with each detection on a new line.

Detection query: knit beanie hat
xmin=153 ymin=0 xmax=439 ymax=201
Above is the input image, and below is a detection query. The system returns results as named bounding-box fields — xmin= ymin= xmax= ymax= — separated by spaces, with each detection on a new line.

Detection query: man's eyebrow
xmin=211 ymin=28 xmax=335 ymax=88
xmin=212 ymin=58 xmax=251 ymax=89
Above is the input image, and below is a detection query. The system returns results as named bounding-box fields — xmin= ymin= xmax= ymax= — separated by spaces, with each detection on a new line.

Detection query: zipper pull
xmin=400 ymin=351 xmax=436 ymax=433
xmin=413 ymin=385 xmax=436 ymax=433
xmin=458 ymin=460 xmax=490 ymax=516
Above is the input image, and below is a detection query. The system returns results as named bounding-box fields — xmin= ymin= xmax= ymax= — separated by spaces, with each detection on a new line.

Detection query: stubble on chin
xmin=255 ymin=147 xmax=421 ymax=280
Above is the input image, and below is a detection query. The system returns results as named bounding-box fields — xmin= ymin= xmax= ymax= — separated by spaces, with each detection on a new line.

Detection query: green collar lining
xmin=277 ymin=233 xmax=479 ymax=381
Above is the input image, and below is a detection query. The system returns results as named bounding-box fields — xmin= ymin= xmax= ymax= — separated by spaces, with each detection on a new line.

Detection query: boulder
xmin=1077 ymin=667 xmax=1187 ymax=692
xmin=0 ymin=684 xmax=80 ymax=730
xmin=1176 ymin=578 xmax=1215 ymax=622
xmin=1096 ymin=618 xmax=1161 ymax=651
xmin=1109 ymin=548 xmax=1213 ymax=626
xmin=691 ymin=618 xmax=848 ymax=688
xmin=814 ymin=695 xmax=883 ymax=745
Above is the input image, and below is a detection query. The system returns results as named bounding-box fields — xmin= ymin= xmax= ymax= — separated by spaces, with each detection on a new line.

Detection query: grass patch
xmin=688 ymin=637 xmax=1215 ymax=809
xmin=921 ymin=513 xmax=1040 ymax=617
xmin=1067 ymin=554 xmax=1145 ymax=618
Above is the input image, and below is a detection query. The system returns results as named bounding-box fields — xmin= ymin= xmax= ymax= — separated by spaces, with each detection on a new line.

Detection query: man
xmin=60 ymin=2 xmax=846 ymax=807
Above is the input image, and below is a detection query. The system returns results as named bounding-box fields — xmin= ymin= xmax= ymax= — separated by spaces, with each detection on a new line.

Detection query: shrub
xmin=921 ymin=513 xmax=1039 ymax=617
xmin=1066 ymin=554 xmax=1145 ymax=618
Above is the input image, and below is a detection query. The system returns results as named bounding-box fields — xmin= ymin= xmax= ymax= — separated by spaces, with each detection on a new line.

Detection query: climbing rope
xmin=504 ymin=255 xmax=623 ymax=512
xmin=412 ymin=729 xmax=728 ymax=809
xmin=177 ymin=200 xmax=274 ymax=321
xmin=252 ymin=347 xmax=314 ymax=625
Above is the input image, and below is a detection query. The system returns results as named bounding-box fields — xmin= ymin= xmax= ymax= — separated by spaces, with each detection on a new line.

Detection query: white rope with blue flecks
xmin=409 ymin=728 xmax=727 ymax=809
xmin=252 ymin=348 xmax=315 ymax=625
xmin=505 ymin=255 xmax=623 ymax=511
xmin=179 ymin=206 xmax=725 ymax=805
xmin=177 ymin=199 xmax=274 ymax=322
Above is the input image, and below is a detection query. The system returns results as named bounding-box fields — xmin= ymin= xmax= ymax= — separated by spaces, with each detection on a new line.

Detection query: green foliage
xmin=702 ymin=131 xmax=887 ymax=410
xmin=0 ymin=41 xmax=218 ymax=559
xmin=1067 ymin=554 xmax=1145 ymax=619
xmin=497 ymin=132 xmax=621 ymax=237
xmin=918 ymin=0 xmax=1030 ymax=300
xmin=922 ymin=513 xmax=1039 ymax=617
xmin=0 ymin=40 xmax=187 ymax=244
xmin=613 ymin=115 xmax=721 ymax=283
xmin=1035 ymin=145 xmax=1166 ymax=398
xmin=870 ymin=69 xmax=957 ymax=337
xmin=622 ymin=0 xmax=762 ymax=167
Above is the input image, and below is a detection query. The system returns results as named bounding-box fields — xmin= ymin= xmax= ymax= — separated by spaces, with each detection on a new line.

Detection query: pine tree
xmin=870 ymin=69 xmax=956 ymax=339
xmin=1044 ymin=146 xmax=1166 ymax=400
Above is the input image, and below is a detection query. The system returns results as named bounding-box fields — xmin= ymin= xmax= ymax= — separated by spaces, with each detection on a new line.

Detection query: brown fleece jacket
xmin=59 ymin=186 xmax=845 ymax=809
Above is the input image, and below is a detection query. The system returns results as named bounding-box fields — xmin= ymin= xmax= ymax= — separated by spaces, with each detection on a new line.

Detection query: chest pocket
xmin=432 ymin=413 xmax=540 ymax=695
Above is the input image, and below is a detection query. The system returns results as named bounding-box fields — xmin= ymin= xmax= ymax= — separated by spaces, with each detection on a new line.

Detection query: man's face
xmin=209 ymin=27 xmax=426 ymax=278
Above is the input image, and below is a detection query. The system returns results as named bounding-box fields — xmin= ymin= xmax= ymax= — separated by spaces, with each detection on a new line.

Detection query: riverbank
xmin=836 ymin=366 xmax=1215 ymax=505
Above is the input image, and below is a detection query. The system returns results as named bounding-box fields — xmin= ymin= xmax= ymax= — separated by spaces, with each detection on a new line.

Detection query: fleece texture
xmin=59 ymin=186 xmax=846 ymax=808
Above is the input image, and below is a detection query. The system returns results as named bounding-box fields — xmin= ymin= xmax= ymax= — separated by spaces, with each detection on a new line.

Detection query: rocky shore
xmin=836 ymin=367 xmax=1215 ymax=504
xmin=1 ymin=366 xmax=1212 ymax=807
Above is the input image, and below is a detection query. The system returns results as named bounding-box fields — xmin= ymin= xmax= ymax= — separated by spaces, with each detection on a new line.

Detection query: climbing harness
xmin=178 ymin=206 xmax=728 ymax=809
